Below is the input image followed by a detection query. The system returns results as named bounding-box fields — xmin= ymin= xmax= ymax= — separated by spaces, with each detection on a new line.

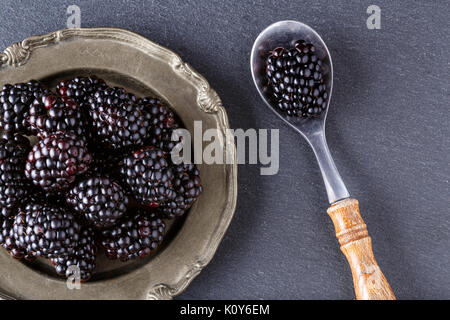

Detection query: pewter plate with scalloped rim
xmin=0 ymin=28 xmax=237 ymax=300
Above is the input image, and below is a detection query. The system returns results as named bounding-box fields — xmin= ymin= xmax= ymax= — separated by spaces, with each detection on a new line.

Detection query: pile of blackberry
xmin=0 ymin=76 xmax=202 ymax=282
xmin=265 ymin=40 xmax=329 ymax=118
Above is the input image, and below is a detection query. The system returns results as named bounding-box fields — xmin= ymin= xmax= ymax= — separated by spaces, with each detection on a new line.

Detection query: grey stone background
xmin=0 ymin=0 xmax=448 ymax=299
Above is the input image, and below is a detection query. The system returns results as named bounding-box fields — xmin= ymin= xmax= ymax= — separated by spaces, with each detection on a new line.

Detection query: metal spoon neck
xmin=306 ymin=131 xmax=350 ymax=204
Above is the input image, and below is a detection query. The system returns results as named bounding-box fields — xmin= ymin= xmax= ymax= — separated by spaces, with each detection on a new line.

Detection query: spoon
xmin=251 ymin=20 xmax=395 ymax=300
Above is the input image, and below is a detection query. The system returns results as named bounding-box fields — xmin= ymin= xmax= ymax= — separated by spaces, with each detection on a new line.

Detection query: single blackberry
xmin=158 ymin=163 xmax=202 ymax=219
xmin=27 ymin=93 xmax=89 ymax=140
xmin=0 ymin=133 xmax=31 ymax=217
xmin=25 ymin=132 xmax=92 ymax=192
xmin=139 ymin=97 xmax=181 ymax=153
xmin=67 ymin=175 xmax=128 ymax=228
xmin=57 ymin=76 xmax=107 ymax=109
xmin=0 ymin=215 xmax=34 ymax=260
xmin=100 ymin=210 xmax=165 ymax=261
xmin=119 ymin=146 xmax=175 ymax=207
xmin=0 ymin=80 xmax=49 ymax=134
xmin=57 ymin=76 xmax=107 ymax=145
xmin=266 ymin=40 xmax=329 ymax=117
xmin=51 ymin=227 xmax=97 ymax=282
xmin=88 ymin=87 xmax=149 ymax=149
xmin=12 ymin=202 xmax=81 ymax=258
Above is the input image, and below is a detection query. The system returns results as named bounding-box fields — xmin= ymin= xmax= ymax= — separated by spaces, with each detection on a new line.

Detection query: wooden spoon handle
xmin=327 ymin=198 xmax=395 ymax=300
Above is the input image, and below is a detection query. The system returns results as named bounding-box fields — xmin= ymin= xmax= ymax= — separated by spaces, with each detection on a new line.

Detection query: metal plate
xmin=0 ymin=28 xmax=237 ymax=299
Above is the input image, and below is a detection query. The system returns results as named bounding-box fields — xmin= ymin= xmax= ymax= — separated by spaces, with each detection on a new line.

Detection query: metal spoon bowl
xmin=250 ymin=20 xmax=348 ymax=204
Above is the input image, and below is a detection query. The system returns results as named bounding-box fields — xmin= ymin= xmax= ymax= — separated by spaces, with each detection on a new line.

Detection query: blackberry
xmin=25 ymin=132 xmax=92 ymax=192
xmin=27 ymin=93 xmax=89 ymax=140
xmin=67 ymin=175 xmax=128 ymax=228
xmin=51 ymin=227 xmax=97 ymax=282
xmin=0 ymin=133 xmax=31 ymax=217
xmin=88 ymin=87 xmax=149 ymax=149
xmin=0 ymin=80 xmax=49 ymax=134
xmin=57 ymin=76 xmax=107 ymax=110
xmin=119 ymin=146 xmax=174 ymax=207
xmin=0 ymin=215 xmax=34 ymax=260
xmin=159 ymin=163 xmax=202 ymax=219
xmin=57 ymin=76 xmax=107 ymax=144
xmin=100 ymin=210 xmax=165 ymax=261
xmin=139 ymin=97 xmax=181 ymax=153
xmin=265 ymin=40 xmax=329 ymax=117
xmin=12 ymin=202 xmax=81 ymax=258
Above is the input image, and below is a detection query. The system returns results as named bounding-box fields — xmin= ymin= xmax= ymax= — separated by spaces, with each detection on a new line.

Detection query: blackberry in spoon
xmin=266 ymin=40 xmax=328 ymax=118
xmin=251 ymin=20 xmax=395 ymax=300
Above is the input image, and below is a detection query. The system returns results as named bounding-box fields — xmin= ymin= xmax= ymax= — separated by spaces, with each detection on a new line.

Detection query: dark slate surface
xmin=0 ymin=0 xmax=448 ymax=299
